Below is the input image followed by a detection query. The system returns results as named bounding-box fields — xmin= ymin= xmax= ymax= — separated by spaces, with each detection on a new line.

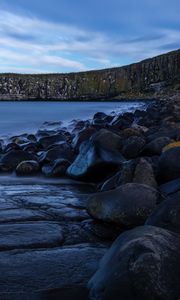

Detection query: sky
xmin=0 ymin=0 xmax=179 ymax=73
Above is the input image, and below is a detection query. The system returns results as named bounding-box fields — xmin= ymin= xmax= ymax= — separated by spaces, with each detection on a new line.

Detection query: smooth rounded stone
xmin=67 ymin=131 xmax=125 ymax=182
xmin=122 ymin=127 xmax=143 ymax=138
xmin=27 ymin=134 xmax=37 ymax=142
xmin=157 ymin=146 xmax=180 ymax=183
xmin=3 ymin=142 xmax=21 ymax=153
xmin=146 ymin=191 xmax=180 ymax=234
xmin=10 ymin=135 xmax=28 ymax=145
xmin=122 ymin=136 xmax=146 ymax=159
xmin=93 ymin=112 xmax=108 ymax=120
xmin=133 ymin=158 xmax=157 ymax=189
xmin=21 ymin=141 xmax=40 ymax=153
xmin=39 ymin=142 xmax=74 ymax=163
xmin=42 ymin=159 xmax=71 ymax=177
xmin=146 ymin=127 xmax=180 ymax=142
xmin=111 ymin=113 xmax=134 ymax=129
xmin=143 ymin=136 xmax=173 ymax=155
xmin=159 ymin=178 xmax=180 ymax=195
xmin=0 ymin=150 xmax=37 ymax=172
xmin=87 ymin=183 xmax=158 ymax=227
xmin=88 ymin=225 xmax=180 ymax=300
xmin=38 ymin=133 xmax=67 ymax=149
xmin=16 ymin=160 xmax=40 ymax=176
xmin=101 ymin=160 xmax=137 ymax=192
xmin=72 ymin=127 xmax=96 ymax=153
xmin=92 ymin=118 xmax=107 ymax=128
xmin=0 ymin=222 xmax=63 ymax=250
xmin=0 ymin=245 xmax=107 ymax=293
xmin=71 ymin=119 xmax=90 ymax=133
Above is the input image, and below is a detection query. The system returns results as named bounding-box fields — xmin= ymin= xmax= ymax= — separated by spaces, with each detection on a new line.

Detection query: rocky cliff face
xmin=0 ymin=49 xmax=179 ymax=100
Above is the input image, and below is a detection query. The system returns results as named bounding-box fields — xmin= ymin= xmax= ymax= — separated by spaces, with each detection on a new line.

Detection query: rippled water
xmin=0 ymin=101 xmax=147 ymax=137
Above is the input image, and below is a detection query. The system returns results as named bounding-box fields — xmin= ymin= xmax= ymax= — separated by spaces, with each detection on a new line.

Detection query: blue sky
xmin=0 ymin=0 xmax=179 ymax=73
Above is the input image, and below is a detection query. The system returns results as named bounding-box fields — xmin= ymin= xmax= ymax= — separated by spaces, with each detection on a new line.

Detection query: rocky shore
xmin=0 ymin=93 xmax=180 ymax=299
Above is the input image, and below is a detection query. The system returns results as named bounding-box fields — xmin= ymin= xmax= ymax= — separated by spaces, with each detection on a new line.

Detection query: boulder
xmin=0 ymin=150 xmax=37 ymax=172
xmin=39 ymin=142 xmax=74 ymax=163
xmin=159 ymin=178 xmax=180 ymax=195
xmin=42 ymin=159 xmax=71 ymax=177
xmin=87 ymin=183 xmax=158 ymax=227
xmin=16 ymin=160 xmax=40 ymax=176
xmin=72 ymin=127 xmax=96 ymax=153
xmin=157 ymin=146 xmax=180 ymax=183
xmin=67 ymin=129 xmax=125 ymax=182
xmin=146 ymin=191 xmax=180 ymax=234
xmin=122 ymin=136 xmax=146 ymax=159
xmin=88 ymin=225 xmax=180 ymax=300
xmin=143 ymin=137 xmax=173 ymax=155
xmin=38 ymin=133 xmax=67 ymax=149
xmin=133 ymin=158 xmax=157 ymax=188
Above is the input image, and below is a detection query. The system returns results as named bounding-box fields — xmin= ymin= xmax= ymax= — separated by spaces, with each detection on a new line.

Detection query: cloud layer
xmin=0 ymin=2 xmax=179 ymax=73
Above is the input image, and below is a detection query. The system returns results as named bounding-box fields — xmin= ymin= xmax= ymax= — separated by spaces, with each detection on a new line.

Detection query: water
xmin=0 ymin=101 xmax=147 ymax=137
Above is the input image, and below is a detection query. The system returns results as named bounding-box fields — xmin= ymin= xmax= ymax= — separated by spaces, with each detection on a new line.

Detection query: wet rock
xmin=72 ymin=127 xmax=96 ymax=153
xmin=0 ymin=222 xmax=63 ymax=250
xmin=38 ymin=133 xmax=67 ymax=149
xmin=88 ymin=225 xmax=180 ymax=300
xmin=3 ymin=142 xmax=21 ymax=153
xmin=111 ymin=113 xmax=134 ymax=129
xmin=39 ymin=142 xmax=74 ymax=163
xmin=143 ymin=136 xmax=173 ymax=155
xmin=0 ymin=150 xmax=37 ymax=172
xmin=67 ymin=129 xmax=125 ymax=182
xmin=21 ymin=142 xmax=40 ymax=153
xmin=146 ymin=191 xmax=180 ymax=234
xmin=101 ymin=160 xmax=136 ymax=191
xmin=16 ymin=160 xmax=40 ymax=176
xmin=0 ymin=208 xmax=46 ymax=223
xmin=42 ymin=159 xmax=70 ymax=177
xmin=157 ymin=146 xmax=180 ymax=183
xmin=93 ymin=112 xmax=108 ymax=120
xmin=133 ymin=158 xmax=157 ymax=188
xmin=122 ymin=136 xmax=146 ymax=159
xmin=159 ymin=178 xmax=180 ymax=195
xmin=87 ymin=183 xmax=158 ymax=227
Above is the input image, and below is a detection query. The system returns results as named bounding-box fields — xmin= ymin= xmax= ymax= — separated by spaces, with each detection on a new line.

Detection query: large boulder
xmin=39 ymin=142 xmax=74 ymax=164
xmin=72 ymin=127 xmax=96 ymax=153
xmin=146 ymin=191 xmax=180 ymax=234
xmin=122 ymin=136 xmax=146 ymax=159
xmin=87 ymin=183 xmax=158 ymax=227
xmin=133 ymin=158 xmax=157 ymax=189
xmin=157 ymin=146 xmax=180 ymax=183
xmin=38 ymin=133 xmax=67 ymax=149
xmin=143 ymin=137 xmax=173 ymax=155
xmin=88 ymin=225 xmax=180 ymax=300
xmin=16 ymin=160 xmax=40 ymax=176
xmin=42 ymin=159 xmax=71 ymax=177
xmin=67 ymin=129 xmax=125 ymax=182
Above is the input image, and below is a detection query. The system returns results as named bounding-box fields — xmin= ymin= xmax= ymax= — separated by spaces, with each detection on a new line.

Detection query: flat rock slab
xmin=0 ymin=208 xmax=47 ymax=223
xmin=0 ymin=222 xmax=63 ymax=250
xmin=0 ymin=244 xmax=106 ymax=294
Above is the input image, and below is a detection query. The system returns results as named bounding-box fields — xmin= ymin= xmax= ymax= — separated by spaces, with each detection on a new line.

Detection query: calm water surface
xmin=0 ymin=101 xmax=147 ymax=137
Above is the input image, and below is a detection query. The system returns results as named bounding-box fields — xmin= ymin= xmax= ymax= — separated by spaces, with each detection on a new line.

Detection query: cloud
xmin=0 ymin=9 xmax=179 ymax=73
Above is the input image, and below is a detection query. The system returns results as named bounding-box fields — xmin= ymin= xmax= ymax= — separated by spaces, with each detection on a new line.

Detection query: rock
xmin=88 ymin=225 xmax=180 ymax=300
xmin=42 ymin=159 xmax=70 ymax=177
xmin=0 ymin=150 xmax=37 ymax=172
xmin=146 ymin=191 xmax=180 ymax=234
xmin=93 ymin=112 xmax=107 ymax=120
xmin=162 ymin=141 xmax=180 ymax=152
xmin=143 ymin=137 xmax=173 ymax=155
xmin=16 ymin=160 xmax=40 ymax=175
xmin=87 ymin=183 xmax=158 ymax=227
xmin=39 ymin=142 xmax=74 ymax=163
xmin=157 ymin=146 xmax=180 ymax=183
xmin=38 ymin=133 xmax=66 ymax=149
xmin=72 ymin=127 xmax=96 ymax=153
xmin=67 ymin=129 xmax=125 ymax=182
xmin=133 ymin=158 xmax=157 ymax=188
xmin=3 ymin=142 xmax=21 ymax=153
xmin=101 ymin=160 xmax=136 ymax=191
xmin=122 ymin=136 xmax=146 ymax=159
xmin=159 ymin=178 xmax=180 ymax=195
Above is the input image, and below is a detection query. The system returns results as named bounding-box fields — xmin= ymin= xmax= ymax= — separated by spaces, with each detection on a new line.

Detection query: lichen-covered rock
xmin=88 ymin=225 xmax=180 ymax=300
xmin=162 ymin=141 xmax=180 ymax=152
xmin=87 ymin=183 xmax=158 ymax=227
xmin=16 ymin=160 xmax=40 ymax=176
xmin=133 ymin=158 xmax=157 ymax=188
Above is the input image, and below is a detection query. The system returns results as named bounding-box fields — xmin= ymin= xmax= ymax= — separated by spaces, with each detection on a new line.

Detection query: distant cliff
xmin=0 ymin=49 xmax=179 ymax=100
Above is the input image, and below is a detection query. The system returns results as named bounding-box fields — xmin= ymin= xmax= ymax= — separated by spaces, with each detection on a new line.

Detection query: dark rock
xmin=146 ymin=191 xmax=180 ymax=234
xmin=93 ymin=112 xmax=107 ymax=120
xmin=39 ymin=142 xmax=74 ymax=163
xmin=38 ymin=133 xmax=67 ymax=149
xmin=42 ymin=159 xmax=70 ymax=177
xmin=88 ymin=225 xmax=180 ymax=300
xmin=133 ymin=158 xmax=157 ymax=188
xmin=122 ymin=136 xmax=146 ymax=159
xmin=157 ymin=146 xmax=180 ymax=183
xmin=159 ymin=178 xmax=180 ymax=195
xmin=16 ymin=160 xmax=40 ymax=176
xmin=3 ymin=142 xmax=21 ymax=153
xmin=143 ymin=136 xmax=173 ymax=155
xmin=101 ymin=160 xmax=136 ymax=191
xmin=67 ymin=129 xmax=125 ymax=182
xmin=72 ymin=127 xmax=96 ymax=153
xmin=87 ymin=183 xmax=158 ymax=227
xmin=0 ymin=150 xmax=37 ymax=172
